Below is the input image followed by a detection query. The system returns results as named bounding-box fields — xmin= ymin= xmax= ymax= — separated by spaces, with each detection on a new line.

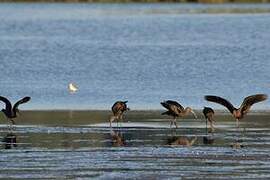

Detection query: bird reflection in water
xmin=167 ymin=136 xmax=197 ymax=147
xmin=231 ymin=139 xmax=244 ymax=149
xmin=110 ymin=130 xmax=126 ymax=147
xmin=2 ymin=133 xmax=17 ymax=149
xmin=203 ymin=136 xmax=215 ymax=145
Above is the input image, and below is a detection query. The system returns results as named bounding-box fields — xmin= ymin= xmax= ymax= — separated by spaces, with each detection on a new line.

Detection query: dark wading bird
xmin=0 ymin=96 xmax=31 ymax=125
xmin=109 ymin=101 xmax=129 ymax=128
xmin=203 ymin=107 xmax=215 ymax=133
xmin=161 ymin=100 xmax=197 ymax=128
xmin=204 ymin=94 xmax=268 ymax=128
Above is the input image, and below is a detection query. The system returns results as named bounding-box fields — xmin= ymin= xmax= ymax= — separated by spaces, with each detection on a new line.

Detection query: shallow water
xmin=0 ymin=3 xmax=270 ymax=110
xmin=0 ymin=3 xmax=270 ymax=179
xmin=0 ymin=111 xmax=270 ymax=179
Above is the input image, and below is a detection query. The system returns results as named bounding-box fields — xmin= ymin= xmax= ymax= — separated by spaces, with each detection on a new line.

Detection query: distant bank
xmin=0 ymin=0 xmax=269 ymax=3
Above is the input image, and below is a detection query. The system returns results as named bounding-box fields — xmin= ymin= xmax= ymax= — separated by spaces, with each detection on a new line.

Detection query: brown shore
xmin=0 ymin=109 xmax=268 ymax=126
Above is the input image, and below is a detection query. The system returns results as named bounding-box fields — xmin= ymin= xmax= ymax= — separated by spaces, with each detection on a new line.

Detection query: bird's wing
xmin=161 ymin=100 xmax=184 ymax=113
xmin=13 ymin=97 xmax=31 ymax=113
xmin=204 ymin=95 xmax=235 ymax=113
xmin=240 ymin=94 xmax=268 ymax=114
xmin=112 ymin=101 xmax=128 ymax=115
xmin=0 ymin=96 xmax=12 ymax=112
xmin=203 ymin=107 xmax=214 ymax=117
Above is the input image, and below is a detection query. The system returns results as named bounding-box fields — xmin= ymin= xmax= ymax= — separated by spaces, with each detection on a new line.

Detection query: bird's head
xmin=123 ymin=101 xmax=130 ymax=111
xmin=186 ymin=107 xmax=198 ymax=119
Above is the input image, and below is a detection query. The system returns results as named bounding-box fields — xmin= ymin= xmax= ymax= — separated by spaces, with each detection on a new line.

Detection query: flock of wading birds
xmin=0 ymin=94 xmax=268 ymax=133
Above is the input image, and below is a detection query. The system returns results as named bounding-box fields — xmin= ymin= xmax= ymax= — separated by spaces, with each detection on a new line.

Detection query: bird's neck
xmin=183 ymin=108 xmax=190 ymax=115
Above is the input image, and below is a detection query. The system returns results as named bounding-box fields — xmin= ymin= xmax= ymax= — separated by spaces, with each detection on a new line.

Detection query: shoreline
xmin=0 ymin=1 xmax=269 ymax=3
xmin=20 ymin=109 xmax=270 ymax=113
xmin=1 ymin=109 xmax=269 ymax=126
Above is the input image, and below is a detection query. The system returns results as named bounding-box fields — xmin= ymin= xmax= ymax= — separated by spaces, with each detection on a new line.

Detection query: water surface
xmin=0 ymin=111 xmax=270 ymax=179
xmin=0 ymin=3 xmax=269 ymax=110
xmin=0 ymin=5 xmax=270 ymax=177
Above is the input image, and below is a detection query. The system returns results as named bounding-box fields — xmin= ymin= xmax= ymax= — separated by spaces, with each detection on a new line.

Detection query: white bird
xmin=68 ymin=83 xmax=78 ymax=93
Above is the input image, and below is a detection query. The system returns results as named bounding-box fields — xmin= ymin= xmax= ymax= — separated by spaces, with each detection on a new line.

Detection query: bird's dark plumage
xmin=110 ymin=101 xmax=129 ymax=128
xmin=112 ymin=101 xmax=129 ymax=116
xmin=204 ymin=95 xmax=235 ymax=113
xmin=0 ymin=96 xmax=12 ymax=114
xmin=161 ymin=100 xmax=197 ymax=128
xmin=161 ymin=100 xmax=184 ymax=112
xmin=205 ymin=94 xmax=267 ymax=116
xmin=240 ymin=94 xmax=268 ymax=114
xmin=204 ymin=94 xmax=267 ymax=127
xmin=161 ymin=100 xmax=184 ymax=118
xmin=203 ymin=106 xmax=215 ymax=133
xmin=13 ymin=97 xmax=31 ymax=115
xmin=203 ymin=106 xmax=214 ymax=119
xmin=0 ymin=96 xmax=31 ymax=124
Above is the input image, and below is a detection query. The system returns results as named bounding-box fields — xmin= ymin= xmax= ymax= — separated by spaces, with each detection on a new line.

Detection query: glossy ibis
xmin=203 ymin=106 xmax=215 ymax=133
xmin=161 ymin=100 xmax=197 ymax=128
xmin=204 ymin=94 xmax=267 ymax=127
xmin=0 ymin=96 xmax=31 ymax=125
xmin=109 ymin=101 xmax=129 ymax=128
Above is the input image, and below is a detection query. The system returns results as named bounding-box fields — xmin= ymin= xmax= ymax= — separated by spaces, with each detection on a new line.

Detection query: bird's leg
xmin=205 ymin=118 xmax=208 ymax=135
xmin=110 ymin=115 xmax=116 ymax=129
xmin=210 ymin=121 xmax=215 ymax=133
xmin=170 ymin=119 xmax=173 ymax=129
xmin=11 ymin=119 xmax=16 ymax=131
xmin=174 ymin=117 xmax=178 ymax=129
xmin=236 ymin=119 xmax=239 ymax=129
xmin=110 ymin=116 xmax=113 ymax=128
xmin=7 ymin=118 xmax=11 ymax=131
xmin=120 ymin=114 xmax=123 ymax=122
xmin=236 ymin=118 xmax=242 ymax=143
xmin=120 ymin=114 xmax=123 ymax=127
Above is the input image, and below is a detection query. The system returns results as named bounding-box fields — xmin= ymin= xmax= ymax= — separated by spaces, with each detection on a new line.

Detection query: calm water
xmin=0 ymin=111 xmax=270 ymax=179
xmin=0 ymin=3 xmax=270 ymax=110
xmin=0 ymin=4 xmax=270 ymax=178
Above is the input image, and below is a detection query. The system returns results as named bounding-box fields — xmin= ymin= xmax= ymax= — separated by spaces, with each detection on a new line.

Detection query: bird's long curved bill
xmin=191 ymin=110 xmax=198 ymax=119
